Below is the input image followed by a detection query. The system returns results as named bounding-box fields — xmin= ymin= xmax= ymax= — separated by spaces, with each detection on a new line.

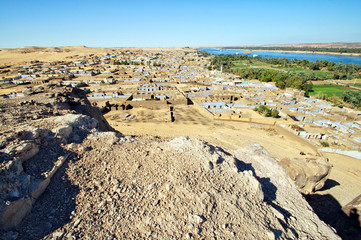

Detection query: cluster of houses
xmin=1 ymin=48 xmax=360 ymax=151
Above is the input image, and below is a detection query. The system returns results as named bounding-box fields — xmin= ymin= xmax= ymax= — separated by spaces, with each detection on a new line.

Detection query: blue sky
xmin=0 ymin=0 xmax=360 ymax=48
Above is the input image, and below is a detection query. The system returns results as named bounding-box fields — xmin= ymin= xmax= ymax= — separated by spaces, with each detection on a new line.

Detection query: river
xmin=198 ymin=48 xmax=361 ymax=65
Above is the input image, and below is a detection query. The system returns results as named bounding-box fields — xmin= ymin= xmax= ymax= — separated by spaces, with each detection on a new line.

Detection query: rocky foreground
xmin=0 ymin=84 xmax=347 ymax=239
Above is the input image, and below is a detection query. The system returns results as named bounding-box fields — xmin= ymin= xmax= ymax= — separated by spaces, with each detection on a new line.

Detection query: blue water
xmin=198 ymin=48 xmax=361 ymax=65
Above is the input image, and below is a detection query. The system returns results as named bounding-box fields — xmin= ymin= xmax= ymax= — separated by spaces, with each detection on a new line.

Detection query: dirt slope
xmin=0 ymin=85 xmax=342 ymax=239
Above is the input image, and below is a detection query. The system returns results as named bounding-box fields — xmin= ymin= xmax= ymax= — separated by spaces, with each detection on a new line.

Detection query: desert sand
xmin=0 ymin=46 xmax=187 ymax=65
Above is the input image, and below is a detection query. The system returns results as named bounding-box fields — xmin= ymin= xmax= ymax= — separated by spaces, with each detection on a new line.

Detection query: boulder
xmin=29 ymin=179 xmax=51 ymax=203
xmin=53 ymin=125 xmax=73 ymax=139
xmin=7 ymin=142 xmax=40 ymax=162
xmin=7 ymin=159 xmax=23 ymax=175
xmin=0 ymin=197 xmax=32 ymax=230
xmin=0 ymin=178 xmax=50 ymax=230
xmin=279 ymin=157 xmax=331 ymax=194
xmin=18 ymin=127 xmax=51 ymax=140
xmin=86 ymin=131 xmax=120 ymax=145
xmin=342 ymin=194 xmax=361 ymax=227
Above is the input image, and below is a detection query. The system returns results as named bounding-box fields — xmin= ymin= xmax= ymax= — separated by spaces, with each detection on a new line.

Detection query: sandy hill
xmin=0 ymin=46 xmax=188 ymax=65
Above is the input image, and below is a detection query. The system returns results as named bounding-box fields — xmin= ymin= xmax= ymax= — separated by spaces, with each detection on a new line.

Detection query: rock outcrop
xmin=343 ymin=194 xmax=361 ymax=227
xmin=0 ymin=85 xmax=111 ymax=231
xmin=0 ymin=113 xmax=99 ymax=230
xmin=279 ymin=157 xmax=332 ymax=194
xmin=0 ymin=85 xmax=340 ymax=239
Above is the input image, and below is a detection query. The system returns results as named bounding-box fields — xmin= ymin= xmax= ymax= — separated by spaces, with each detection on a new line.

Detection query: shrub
xmin=254 ymin=105 xmax=279 ymax=118
xmin=320 ymin=141 xmax=330 ymax=147
xmin=271 ymin=109 xmax=280 ymax=118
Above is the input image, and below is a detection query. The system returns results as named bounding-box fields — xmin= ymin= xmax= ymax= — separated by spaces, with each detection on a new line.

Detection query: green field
xmin=231 ymin=60 xmax=333 ymax=79
xmin=231 ymin=60 xmax=269 ymax=69
xmin=309 ymin=84 xmax=360 ymax=98
xmin=273 ymin=66 xmax=334 ymax=79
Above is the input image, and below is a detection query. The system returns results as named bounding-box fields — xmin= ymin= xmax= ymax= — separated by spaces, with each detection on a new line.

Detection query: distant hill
xmin=258 ymin=42 xmax=361 ymax=49
xmin=229 ymin=42 xmax=361 ymax=49
xmin=220 ymin=43 xmax=361 ymax=55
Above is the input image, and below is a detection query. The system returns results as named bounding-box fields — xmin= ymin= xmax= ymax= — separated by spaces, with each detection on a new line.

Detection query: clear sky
xmin=0 ymin=0 xmax=360 ymax=48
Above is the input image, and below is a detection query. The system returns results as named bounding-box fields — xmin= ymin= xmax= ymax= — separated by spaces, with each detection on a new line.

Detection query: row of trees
xmin=211 ymin=54 xmax=361 ymax=80
xmin=342 ymin=91 xmax=361 ymax=108
xmin=196 ymin=51 xmax=211 ymax=57
xmin=209 ymin=55 xmax=313 ymax=94
xmin=114 ymin=61 xmax=161 ymax=67
xmin=114 ymin=60 xmax=131 ymax=65
xmin=232 ymin=68 xmax=314 ymax=95
xmin=209 ymin=54 xmax=361 ymax=96
xmin=114 ymin=60 xmax=141 ymax=66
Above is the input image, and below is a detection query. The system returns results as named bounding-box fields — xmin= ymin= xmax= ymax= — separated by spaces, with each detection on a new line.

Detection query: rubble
xmin=0 ymin=86 xmax=110 ymax=231
xmin=0 ymin=85 xmax=341 ymax=239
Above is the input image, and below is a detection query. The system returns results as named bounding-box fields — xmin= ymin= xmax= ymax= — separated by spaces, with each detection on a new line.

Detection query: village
xmin=2 ymin=0 xmax=361 ymax=237
xmin=0 ymin=48 xmax=360 ymax=156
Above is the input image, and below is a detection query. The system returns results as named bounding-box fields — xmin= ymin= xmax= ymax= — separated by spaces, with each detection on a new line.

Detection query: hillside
xmin=0 ymin=84 xmax=344 ymax=239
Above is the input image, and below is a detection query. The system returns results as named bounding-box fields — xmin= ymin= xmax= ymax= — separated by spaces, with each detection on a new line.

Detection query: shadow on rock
xmin=234 ymin=158 xmax=299 ymax=238
xmin=234 ymin=159 xmax=277 ymax=203
xmin=15 ymin=154 xmax=80 ymax=239
xmin=305 ymin=193 xmax=361 ymax=240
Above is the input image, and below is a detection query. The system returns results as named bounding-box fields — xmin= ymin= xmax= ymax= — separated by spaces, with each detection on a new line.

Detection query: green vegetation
xmin=114 ymin=60 xmax=130 ymax=65
xmin=320 ymin=141 xmax=330 ymax=147
xmin=309 ymin=84 xmax=361 ymax=108
xmin=210 ymin=54 xmax=361 ymax=97
xmin=223 ymin=46 xmax=361 ymax=54
xmin=196 ymin=51 xmax=211 ymax=57
xmin=342 ymin=91 xmax=361 ymax=107
xmin=309 ymin=84 xmax=351 ymax=98
xmin=212 ymin=56 xmax=314 ymax=94
xmin=114 ymin=61 xmax=142 ymax=66
xmin=254 ymin=105 xmax=280 ymax=118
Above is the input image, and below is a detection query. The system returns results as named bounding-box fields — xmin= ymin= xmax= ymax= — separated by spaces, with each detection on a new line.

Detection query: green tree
xmin=342 ymin=91 xmax=361 ymax=107
xmin=327 ymin=62 xmax=335 ymax=71
xmin=271 ymin=109 xmax=280 ymax=118
xmin=320 ymin=141 xmax=330 ymax=147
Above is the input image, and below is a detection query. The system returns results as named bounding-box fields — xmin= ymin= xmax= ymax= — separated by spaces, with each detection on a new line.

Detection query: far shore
xmin=222 ymin=48 xmax=361 ymax=57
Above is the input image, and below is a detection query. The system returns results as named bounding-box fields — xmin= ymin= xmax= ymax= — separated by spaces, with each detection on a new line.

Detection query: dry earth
xmin=105 ymin=103 xmax=361 ymax=239
xmin=105 ymin=105 xmax=361 ymax=203
xmin=0 ymin=85 xmax=352 ymax=239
